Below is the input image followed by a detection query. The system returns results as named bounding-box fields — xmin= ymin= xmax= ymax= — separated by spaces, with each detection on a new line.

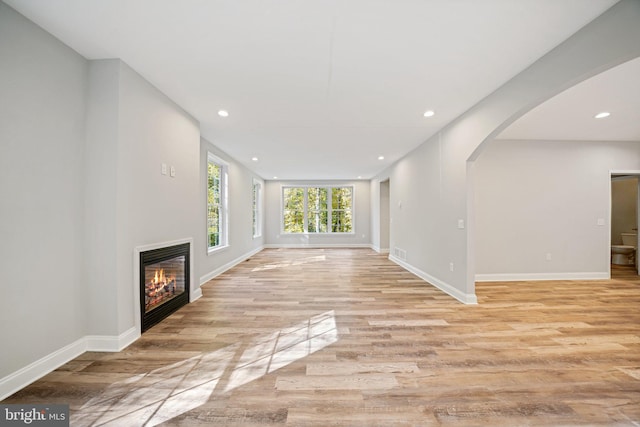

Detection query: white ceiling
xmin=498 ymin=56 xmax=640 ymax=141
xmin=6 ymin=0 xmax=626 ymax=180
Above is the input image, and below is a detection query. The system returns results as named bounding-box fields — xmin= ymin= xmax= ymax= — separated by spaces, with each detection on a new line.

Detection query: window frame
xmin=252 ymin=178 xmax=263 ymax=239
xmin=207 ymin=152 xmax=229 ymax=254
xmin=281 ymin=185 xmax=354 ymax=235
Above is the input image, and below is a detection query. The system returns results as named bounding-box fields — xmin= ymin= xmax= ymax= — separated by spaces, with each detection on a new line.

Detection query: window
xmin=282 ymin=186 xmax=353 ymax=234
xmin=307 ymin=187 xmax=328 ymax=233
xmin=331 ymin=187 xmax=353 ymax=233
xmin=283 ymin=187 xmax=304 ymax=233
xmin=252 ymin=179 xmax=262 ymax=238
xmin=207 ymin=153 xmax=228 ymax=252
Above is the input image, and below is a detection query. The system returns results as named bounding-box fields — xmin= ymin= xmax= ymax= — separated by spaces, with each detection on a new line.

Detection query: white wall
xmin=84 ymin=60 xmax=201 ymax=338
xmin=475 ymin=140 xmax=640 ymax=280
xmin=0 ymin=4 xmax=201 ymax=396
xmin=374 ymin=0 xmax=640 ymax=303
xmin=0 ymin=2 xmax=88 ymax=378
xmin=264 ymin=180 xmax=371 ymax=247
xmin=198 ymin=139 xmax=264 ymax=284
xmin=115 ymin=61 xmax=201 ymax=334
xmin=382 ymin=132 xmax=475 ymax=303
xmin=84 ymin=59 xmax=120 ymax=336
xmin=0 ymin=0 xmax=266 ymax=398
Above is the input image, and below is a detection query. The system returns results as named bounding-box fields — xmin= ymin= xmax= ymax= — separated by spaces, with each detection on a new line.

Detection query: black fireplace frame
xmin=140 ymin=242 xmax=190 ymax=332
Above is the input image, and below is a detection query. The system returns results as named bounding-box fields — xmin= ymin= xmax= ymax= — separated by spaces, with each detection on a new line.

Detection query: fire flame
xmin=145 ymin=268 xmax=177 ymax=311
xmin=148 ymin=269 xmax=174 ymax=290
xmin=153 ymin=269 xmax=166 ymax=285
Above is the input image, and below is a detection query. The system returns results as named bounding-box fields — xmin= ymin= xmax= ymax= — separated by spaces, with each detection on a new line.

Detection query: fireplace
xmin=139 ymin=242 xmax=190 ymax=332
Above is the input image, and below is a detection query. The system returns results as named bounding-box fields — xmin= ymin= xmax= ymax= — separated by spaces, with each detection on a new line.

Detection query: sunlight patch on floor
xmin=225 ymin=310 xmax=338 ymax=392
xmin=251 ymin=255 xmax=327 ymax=272
xmin=72 ymin=311 xmax=338 ymax=426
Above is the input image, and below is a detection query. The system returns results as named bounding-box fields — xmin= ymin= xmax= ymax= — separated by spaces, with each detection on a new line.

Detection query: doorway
xmin=379 ymin=179 xmax=390 ymax=253
xmin=610 ymin=172 xmax=639 ymax=276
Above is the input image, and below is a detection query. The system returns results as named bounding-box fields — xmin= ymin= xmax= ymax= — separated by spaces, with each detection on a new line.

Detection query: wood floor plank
xmin=275 ymin=374 xmax=399 ymax=391
xmin=2 ymin=249 xmax=639 ymax=426
xmin=306 ymin=362 xmax=420 ymax=376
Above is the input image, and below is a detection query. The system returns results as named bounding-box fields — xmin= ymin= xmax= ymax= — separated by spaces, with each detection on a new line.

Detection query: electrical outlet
xmin=449 ymin=262 xmax=454 ymax=272
xmin=161 ymin=163 xmax=167 ymax=175
xmin=546 ymin=253 xmax=552 ymax=261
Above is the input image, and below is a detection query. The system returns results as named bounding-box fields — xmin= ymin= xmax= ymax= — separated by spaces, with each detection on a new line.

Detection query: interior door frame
xmin=610 ymin=170 xmax=640 ymax=276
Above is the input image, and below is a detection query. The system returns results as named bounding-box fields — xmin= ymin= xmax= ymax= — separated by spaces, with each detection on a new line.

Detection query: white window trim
xmin=252 ymin=178 xmax=263 ymax=239
xmin=281 ymin=185 xmax=355 ymax=235
xmin=207 ymin=152 xmax=229 ymax=254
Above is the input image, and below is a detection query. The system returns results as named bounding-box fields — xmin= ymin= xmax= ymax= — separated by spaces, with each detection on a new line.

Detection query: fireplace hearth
xmin=140 ymin=243 xmax=190 ymax=332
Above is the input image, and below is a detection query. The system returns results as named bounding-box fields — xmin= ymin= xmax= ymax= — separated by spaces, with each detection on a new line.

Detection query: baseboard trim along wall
xmin=263 ymin=243 xmax=372 ymax=249
xmin=0 ymin=338 xmax=85 ymax=401
xmin=371 ymin=245 xmax=390 ymax=254
xmin=190 ymin=288 xmax=203 ymax=302
xmin=200 ymin=246 xmax=264 ymax=285
xmin=475 ymin=272 xmax=610 ymax=282
xmin=389 ymin=255 xmax=478 ymax=305
xmin=85 ymin=326 xmax=139 ymax=352
xmin=3 ymin=246 xmax=266 ymax=401
xmin=0 ymin=327 xmax=139 ymax=401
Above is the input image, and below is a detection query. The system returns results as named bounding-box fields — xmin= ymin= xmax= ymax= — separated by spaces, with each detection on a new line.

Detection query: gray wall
xmin=370 ymin=176 xmax=391 ymax=253
xmin=264 ymin=180 xmax=371 ymax=247
xmin=379 ymin=180 xmax=390 ymax=252
xmin=475 ymin=140 xmax=640 ymax=279
xmin=0 ymin=3 xmax=88 ymax=377
xmin=1 ymin=3 xmax=201 ymax=386
xmin=198 ymin=139 xmax=264 ymax=283
xmin=374 ymin=0 xmax=640 ymax=302
xmin=85 ymin=59 xmax=201 ymax=336
xmin=84 ymin=59 xmax=120 ymax=336
xmin=115 ymin=61 xmax=201 ymax=334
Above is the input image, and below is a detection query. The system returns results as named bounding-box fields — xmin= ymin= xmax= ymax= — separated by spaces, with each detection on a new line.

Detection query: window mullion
xmin=303 ymin=188 xmax=309 ymax=233
xmin=327 ymin=188 xmax=332 ymax=234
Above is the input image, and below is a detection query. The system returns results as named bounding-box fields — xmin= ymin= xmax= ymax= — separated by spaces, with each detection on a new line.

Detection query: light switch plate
xmin=170 ymin=166 xmax=176 ymax=177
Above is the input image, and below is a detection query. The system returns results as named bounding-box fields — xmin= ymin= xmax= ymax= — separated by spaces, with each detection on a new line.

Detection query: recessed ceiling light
xmin=273 ymin=176 xmax=278 ymax=180
xmin=378 ymin=156 xmax=385 ymax=160
xmin=357 ymin=176 xmax=362 ymax=179
xmin=594 ymin=111 xmax=610 ymax=119
xmin=423 ymin=110 xmax=435 ymax=118
xmin=218 ymin=110 xmax=229 ymax=117
xmin=251 ymin=157 xmax=259 ymax=162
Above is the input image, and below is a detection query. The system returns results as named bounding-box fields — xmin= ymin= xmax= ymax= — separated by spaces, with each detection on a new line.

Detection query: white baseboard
xmin=200 ymin=246 xmax=264 ymax=285
xmin=371 ymin=246 xmax=390 ymax=254
xmin=86 ymin=327 xmax=139 ymax=352
xmin=190 ymin=287 xmax=203 ymax=302
xmin=475 ymin=272 xmax=610 ymax=282
xmin=0 ymin=327 xmax=143 ymax=400
xmin=263 ymin=243 xmax=372 ymax=249
xmin=0 ymin=338 xmax=87 ymax=401
xmin=388 ymin=255 xmax=478 ymax=305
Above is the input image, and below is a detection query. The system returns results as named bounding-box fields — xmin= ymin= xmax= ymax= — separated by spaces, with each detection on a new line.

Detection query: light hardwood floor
xmin=4 ymin=249 xmax=640 ymax=426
